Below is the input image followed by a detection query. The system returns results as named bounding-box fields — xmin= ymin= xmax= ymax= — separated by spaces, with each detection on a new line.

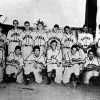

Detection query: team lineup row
xmin=0 ymin=20 xmax=100 ymax=86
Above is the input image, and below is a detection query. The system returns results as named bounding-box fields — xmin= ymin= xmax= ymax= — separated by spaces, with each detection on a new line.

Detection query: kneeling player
xmin=46 ymin=40 xmax=63 ymax=84
xmin=83 ymin=49 xmax=100 ymax=85
xmin=62 ymin=45 xmax=85 ymax=86
xmin=24 ymin=45 xmax=45 ymax=84
xmin=6 ymin=46 xmax=24 ymax=83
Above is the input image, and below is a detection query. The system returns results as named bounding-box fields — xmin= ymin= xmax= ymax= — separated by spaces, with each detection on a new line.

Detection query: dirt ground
xmin=0 ymin=82 xmax=100 ymax=100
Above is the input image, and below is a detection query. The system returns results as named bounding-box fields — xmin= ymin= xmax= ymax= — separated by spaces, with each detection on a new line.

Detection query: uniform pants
xmin=62 ymin=64 xmax=81 ymax=83
xmin=84 ymin=70 xmax=99 ymax=84
xmin=47 ymin=64 xmax=63 ymax=83
xmin=24 ymin=63 xmax=42 ymax=84
xmin=6 ymin=65 xmax=23 ymax=83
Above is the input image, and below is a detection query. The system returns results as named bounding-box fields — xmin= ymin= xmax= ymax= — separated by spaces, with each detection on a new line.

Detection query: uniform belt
xmin=63 ymin=47 xmax=70 ymax=49
xmin=22 ymin=44 xmax=33 ymax=47
xmin=10 ymin=40 xmax=20 ymax=42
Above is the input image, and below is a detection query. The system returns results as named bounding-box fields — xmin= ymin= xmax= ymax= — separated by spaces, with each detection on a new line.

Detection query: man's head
xmin=64 ymin=26 xmax=71 ymax=34
xmin=83 ymin=25 xmax=88 ymax=33
xmin=13 ymin=20 xmax=19 ymax=28
xmin=33 ymin=45 xmax=40 ymax=57
xmin=24 ymin=21 xmax=30 ymax=30
xmin=53 ymin=24 xmax=59 ymax=32
xmin=15 ymin=46 xmax=21 ymax=56
xmin=71 ymin=45 xmax=78 ymax=55
xmin=50 ymin=40 xmax=58 ymax=50
xmin=88 ymin=49 xmax=94 ymax=60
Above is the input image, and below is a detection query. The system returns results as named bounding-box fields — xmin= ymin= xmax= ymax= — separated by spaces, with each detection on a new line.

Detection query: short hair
xmin=71 ymin=45 xmax=78 ymax=50
xmin=54 ymin=24 xmax=59 ymax=29
xmin=24 ymin=21 xmax=30 ymax=25
xmin=15 ymin=46 xmax=21 ymax=51
xmin=13 ymin=20 xmax=19 ymax=24
xmin=64 ymin=26 xmax=70 ymax=32
xmin=50 ymin=40 xmax=58 ymax=45
xmin=33 ymin=45 xmax=40 ymax=52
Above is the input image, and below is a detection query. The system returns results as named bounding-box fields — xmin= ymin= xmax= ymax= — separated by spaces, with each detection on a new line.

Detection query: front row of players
xmin=1 ymin=39 xmax=100 ymax=86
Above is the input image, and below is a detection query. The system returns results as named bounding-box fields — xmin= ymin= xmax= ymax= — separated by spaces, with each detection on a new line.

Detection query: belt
xmin=63 ymin=47 xmax=70 ymax=49
xmin=22 ymin=44 xmax=33 ymax=47
xmin=10 ymin=40 xmax=20 ymax=42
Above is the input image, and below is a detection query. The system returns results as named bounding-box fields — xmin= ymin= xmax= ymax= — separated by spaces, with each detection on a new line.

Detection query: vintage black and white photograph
xmin=0 ymin=0 xmax=100 ymax=100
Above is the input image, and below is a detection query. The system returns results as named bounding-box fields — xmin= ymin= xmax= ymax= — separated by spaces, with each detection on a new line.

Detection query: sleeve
xmin=56 ymin=49 xmax=62 ymax=62
xmin=19 ymin=58 xmax=24 ymax=67
xmin=84 ymin=58 xmax=89 ymax=68
xmin=6 ymin=30 xmax=12 ymax=43
xmin=7 ymin=52 xmax=14 ymax=61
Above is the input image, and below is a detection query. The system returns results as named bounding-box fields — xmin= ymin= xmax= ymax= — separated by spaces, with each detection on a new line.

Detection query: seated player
xmin=62 ymin=45 xmax=85 ymax=86
xmin=24 ymin=45 xmax=45 ymax=85
xmin=83 ymin=49 xmax=100 ymax=85
xmin=6 ymin=46 xmax=24 ymax=83
xmin=46 ymin=40 xmax=63 ymax=84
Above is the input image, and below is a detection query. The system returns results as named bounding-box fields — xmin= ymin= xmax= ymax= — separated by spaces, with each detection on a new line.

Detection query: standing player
xmin=0 ymin=26 xmax=6 ymax=82
xmin=46 ymin=40 xmax=63 ymax=84
xmin=6 ymin=20 xmax=22 ymax=55
xmin=33 ymin=20 xmax=48 ymax=55
xmin=47 ymin=24 xmax=63 ymax=49
xmin=62 ymin=26 xmax=77 ymax=56
xmin=20 ymin=21 xmax=34 ymax=60
xmin=78 ymin=26 xmax=94 ymax=53
xmin=24 ymin=45 xmax=45 ymax=85
xmin=83 ymin=49 xmax=100 ymax=85
xmin=62 ymin=45 xmax=85 ymax=86
xmin=6 ymin=46 xmax=24 ymax=83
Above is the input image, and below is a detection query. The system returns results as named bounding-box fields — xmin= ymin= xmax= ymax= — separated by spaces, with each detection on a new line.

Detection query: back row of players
xmin=0 ymin=19 xmax=100 ymax=86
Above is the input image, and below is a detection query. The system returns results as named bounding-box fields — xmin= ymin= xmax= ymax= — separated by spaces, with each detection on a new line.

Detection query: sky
xmin=0 ymin=0 xmax=86 ymax=28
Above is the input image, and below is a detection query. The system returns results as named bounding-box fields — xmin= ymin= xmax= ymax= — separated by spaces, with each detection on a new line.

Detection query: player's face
xmin=53 ymin=27 xmax=59 ymax=32
xmin=13 ymin=21 xmax=18 ymax=28
xmin=34 ymin=49 xmax=40 ymax=57
xmin=65 ymin=28 xmax=71 ymax=34
xmin=51 ymin=42 xmax=57 ymax=50
xmin=71 ymin=47 xmax=77 ymax=55
xmin=25 ymin=23 xmax=30 ymax=30
xmin=37 ymin=23 xmax=43 ymax=30
xmin=88 ymin=52 xmax=94 ymax=60
xmin=15 ymin=49 xmax=21 ymax=56
xmin=83 ymin=27 xmax=88 ymax=33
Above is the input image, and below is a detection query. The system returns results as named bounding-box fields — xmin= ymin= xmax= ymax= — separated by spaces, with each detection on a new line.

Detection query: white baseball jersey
xmin=33 ymin=30 xmax=48 ymax=46
xmin=65 ymin=51 xmax=80 ymax=61
xmin=6 ymin=29 xmax=22 ymax=44
xmin=78 ymin=32 xmax=93 ymax=48
xmin=7 ymin=52 xmax=24 ymax=67
xmin=84 ymin=57 xmax=99 ymax=68
xmin=47 ymin=30 xmax=63 ymax=43
xmin=0 ymin=33 xmax=6 ymax=47
xmin=62 ymin=32 xmax=77 ymax=48
xmin=47 ymin=49 xmax=62 ymax=63
xmin=20 ymin=30 xmax=34 ymax=46
xmin=26 ymin=52 xmax=45 ymax=65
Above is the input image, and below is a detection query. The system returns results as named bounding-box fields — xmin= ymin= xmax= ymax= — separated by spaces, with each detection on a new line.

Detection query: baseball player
xmin=62 ymin=45 xmax=85 ymax=86
xmin=46 ymin=40 xmax=63 ymax=84
xmin=20 ymin=21 xmax=34 ymax=60
xmin=83 ymin=49 xmax=100 ymax=85
xmin=0 ymin=27 xmax=6 ymax=82
xmin=24 ymin=45 xmax=45 ymax=84
xmin=78 ymin=26 xmax=94 ymax=52
xmin=32 ymin=20 xmax=48 ymax=56
xmin=62 ymin=26 xmax=77 ymax=56
xmin=6 ymin=46 xmax=24 ymax=83
xmin=47 ymin=24 xmax=63 ymax=49
xmin=6 ymin=20 xmax=22 ymax=55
